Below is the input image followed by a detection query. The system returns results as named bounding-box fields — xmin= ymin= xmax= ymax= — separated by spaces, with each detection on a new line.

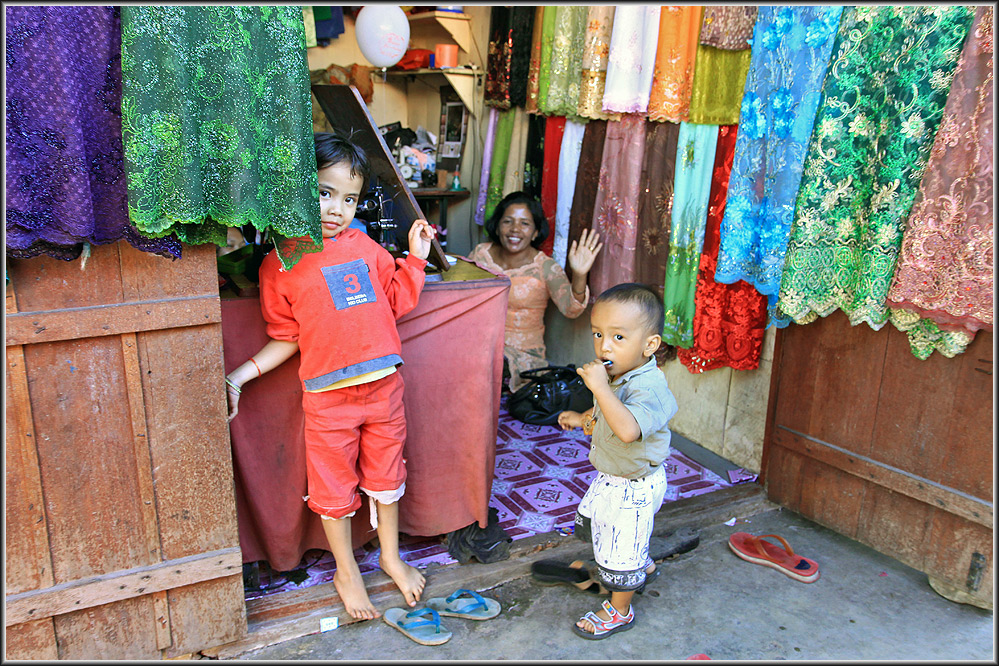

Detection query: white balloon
xmin=354 ymin=6 xmax=411 ymax=68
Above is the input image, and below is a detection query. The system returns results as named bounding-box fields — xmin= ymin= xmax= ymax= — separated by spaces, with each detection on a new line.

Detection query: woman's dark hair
xmin=484 ymin=191 xmax=549 ymax=249
xmin=595 ymin=282 xmax=677 ymax=365
xmin=314 ymin=131 xmax=371 ymax=194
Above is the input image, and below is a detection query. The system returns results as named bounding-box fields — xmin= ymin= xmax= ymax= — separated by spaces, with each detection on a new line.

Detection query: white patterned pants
xmin=574 ymin=463 xmax=668 ymax=591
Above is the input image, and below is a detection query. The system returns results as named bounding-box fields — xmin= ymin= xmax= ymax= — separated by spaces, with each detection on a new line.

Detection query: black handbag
xmin=507 ymin=365 xmax=593 ymax=426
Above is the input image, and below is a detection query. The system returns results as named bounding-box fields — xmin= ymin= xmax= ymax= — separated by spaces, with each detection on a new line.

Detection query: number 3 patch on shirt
xmin=321 ymin=259 xmax=377 ymax=310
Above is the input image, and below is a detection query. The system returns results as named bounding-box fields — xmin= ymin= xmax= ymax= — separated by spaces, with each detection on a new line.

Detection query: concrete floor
xmin=235 ymin=507 xmax=994 ymax=661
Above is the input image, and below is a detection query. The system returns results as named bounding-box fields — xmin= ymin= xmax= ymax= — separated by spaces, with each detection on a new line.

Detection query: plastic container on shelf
xmin=437 ymin=6 xmax=463 ymax=13
xmin=435 ymin=43 xmax=458 ymax=68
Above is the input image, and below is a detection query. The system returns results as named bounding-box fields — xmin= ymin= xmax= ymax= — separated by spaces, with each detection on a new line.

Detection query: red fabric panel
xmin=539 ymin=115 xmax=566 ymax=256
xmin=223 ymin=273 xmax=510 ymax=570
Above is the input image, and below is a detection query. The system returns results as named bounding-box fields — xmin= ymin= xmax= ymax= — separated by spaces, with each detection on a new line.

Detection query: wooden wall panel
xmin=25 ymin=337 xmax=155 ymax=581
xmin=773 ymin=311 xmax=886 ymax=457
xmin=923 ymin=511 xmax=993 ymax=598
xmin=856 ymin=484 xmax=935 ymax=569
xmin=5 ymin=241 xmax=247 ymax=658
xmin=4 ymin=618 xmax=59 ymax=660
xmin=790 ymin=455 xmax=866 ymax=540
xmin=139 ymin=325 xmax=238 ymax=559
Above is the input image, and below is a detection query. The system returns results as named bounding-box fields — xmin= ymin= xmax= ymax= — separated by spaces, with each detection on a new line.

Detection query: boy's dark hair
xmin=595 ymin=282 xmax=677 ymax=365
xmin=484 ymin=191 xmax=549 ymax=249
xmin=314 ymin=131 xmax=371 ymax=194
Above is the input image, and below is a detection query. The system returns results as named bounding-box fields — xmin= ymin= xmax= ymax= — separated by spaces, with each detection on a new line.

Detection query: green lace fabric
xmin=485 ymin=108 xmax=516 ymax=222
xmin=688 ymin=45 xmax=752 ymax=125
xmin=120 ymin=6 xmax=322 ymax=270
xmin=887 ymin=308 xmax=974 ymax=360
xmin=535 ymin=7 xmax=558 ymax=115
xmin=776 ymin=6 xmax=974 ymax=330
xmin=540 ymin=5 xmax=588 ymax=120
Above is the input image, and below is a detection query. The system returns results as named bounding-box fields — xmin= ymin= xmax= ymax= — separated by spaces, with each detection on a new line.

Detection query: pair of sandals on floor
xmin=531 ymin=527 xmax=701 ymax=639
xmin=383 ymin=588 xmax=501 ymax=646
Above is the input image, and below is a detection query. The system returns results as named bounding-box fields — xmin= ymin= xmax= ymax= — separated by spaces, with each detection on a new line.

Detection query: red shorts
xmin=301 ymin=371 xmax=407 ymax=519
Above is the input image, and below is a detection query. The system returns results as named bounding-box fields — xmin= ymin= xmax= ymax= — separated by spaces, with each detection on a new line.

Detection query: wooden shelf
xmin=384 ymin=67 xmax=482 ymax=116
xmin=407 ymin=10 xmax=473 ymax=56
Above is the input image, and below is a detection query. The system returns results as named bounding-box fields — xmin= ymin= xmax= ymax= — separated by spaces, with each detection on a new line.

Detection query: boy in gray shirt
xmin=558 ymin=283 xmax=678 ymax=640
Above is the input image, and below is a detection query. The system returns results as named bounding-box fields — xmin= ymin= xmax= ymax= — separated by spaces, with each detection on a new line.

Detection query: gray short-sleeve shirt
xmin=588 ymin=358 xmax=678 ymax=479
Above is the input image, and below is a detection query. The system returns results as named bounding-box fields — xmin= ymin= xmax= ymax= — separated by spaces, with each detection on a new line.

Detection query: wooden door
xmin=5 ymin=242 xmax=246 ymax=659
xmin=761 ymin=309 xmax=993 ymax=607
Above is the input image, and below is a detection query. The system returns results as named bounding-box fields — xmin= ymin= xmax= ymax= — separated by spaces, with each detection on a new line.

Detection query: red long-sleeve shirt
xmin=258 ymin=229 xmax=427 ymax=391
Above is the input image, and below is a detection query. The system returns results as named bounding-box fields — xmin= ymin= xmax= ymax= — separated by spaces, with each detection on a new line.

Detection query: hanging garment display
xmin=566 ymin=119 xmax=609 ymax=271
xmin=677 ymin=125 xmax=768 ymax=374
xmin=699 ymin=6 xmax=758 ymax=51
xmin=120 ymin=5 xmax=322 ymax=270
xmin=648 ymin=6 xmax=704 ymax=124
xmin=540 ymin=5 xmax=588 ymax=119
xmin=508 ymin=7 xmax=536 ymax=108
xmin=776 ymin=5 xmax=975 ymax=330
xmin=714 ymin=6 xmax=843 ymax=328
xmin=535 ymin=7 xmax=559 ymax=115
xmin=577 ymin=6 xmax=620 ymax=122
xmin=484 ymin=6 xmax=513 ymax=110
xmin=662 ymin=122 xmax=719 ymax=348
xmin=525 ymin=6 xmax=545 ymax=115
xmin=688 ymin=44 xmax=752 ymax=125
xmin=589 ymin=115 xmax=649 ymax=298
xmin=484 ymin=108 xmax=516 ymax=222
xmin=523 ymin=114 xmax=547 ymax=200
xmin=6 ymin=6 xmax=181 ymax=261
xmin=539 ymin=116 xmax=566 ymax=256
xmin=553 ymin=120 xmax=587 ymax=267
xmin=474 ymin=108 xmax=499 ymax=226
xmin=887 ymin=5 xmax=993 ymax=357
xmin=602 ymin=6 xmax=661 ymax=115
xmin=634 ymin=121 xmax=681 ymax=298
xmin=502 ymin=107 xmax=530 ymax=196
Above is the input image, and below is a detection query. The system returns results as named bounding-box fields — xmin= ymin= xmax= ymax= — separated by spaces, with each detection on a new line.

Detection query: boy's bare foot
xmin=333 ymin=569 xmax=380 ymax=620
xmin=380 ymin=554 xmax=426 ymax=607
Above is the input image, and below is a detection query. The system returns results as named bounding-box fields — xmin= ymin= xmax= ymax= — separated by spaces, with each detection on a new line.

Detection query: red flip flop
xmin=728 ymin=532 xmax=820 ymax=583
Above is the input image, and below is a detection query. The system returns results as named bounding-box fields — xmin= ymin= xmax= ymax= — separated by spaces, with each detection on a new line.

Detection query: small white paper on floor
xmin=320 ymin=617 xmax=339 ymax=632
xmin=724 ymin=518 xmax=737 ymax=526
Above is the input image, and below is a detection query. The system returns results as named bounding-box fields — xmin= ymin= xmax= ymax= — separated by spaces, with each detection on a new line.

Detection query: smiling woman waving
xmin=467 ymin=192 xmax=603 ymax=392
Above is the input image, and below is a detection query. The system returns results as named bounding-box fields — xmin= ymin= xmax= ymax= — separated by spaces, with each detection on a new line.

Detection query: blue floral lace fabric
xmin=776 ymin=6 xmax=975 ymax=330
xmin=6 ymin=6 xmax=181 ymax=261
xmin=713 ymin=6 xmax=843 ymax=329
xmin=119 ymin=6 xmax=322 ymax=270
xmin=662 ymin=122 xmax=719 ymax=348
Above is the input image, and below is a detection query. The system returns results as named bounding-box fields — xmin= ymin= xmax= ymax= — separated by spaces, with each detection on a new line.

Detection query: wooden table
xmin=412 ymin=187 xmax=470 ymax=247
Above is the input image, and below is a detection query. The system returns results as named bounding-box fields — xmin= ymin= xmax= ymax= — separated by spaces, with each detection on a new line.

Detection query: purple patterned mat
xmin=245 ymin=396 xmax=731 ymax=600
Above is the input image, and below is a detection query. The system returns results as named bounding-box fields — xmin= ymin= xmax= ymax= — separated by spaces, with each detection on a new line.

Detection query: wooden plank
xmin=52 ymin=595 xmax=161 ymax=660
xmin=774 ymin=427 xmax=992 ymax=527
xmin=856 ymin=482 xmax=935 ymax=571
xmin=6 ymin=244 xmax=125 ymax=313
xmin=4 ymin=618 xmax=59 ymax=660
xmin=5 ymin=547 xmax=242 ymax=626
xmin=5 ymin=343 xmax=55 ymax=594
xmin=5 ymin=295 xmax=221 ymax=346
xmin=162 ymin=576 xmax=247 ymax=658
xmin=922 ymin=510 xmax=993 ymax=606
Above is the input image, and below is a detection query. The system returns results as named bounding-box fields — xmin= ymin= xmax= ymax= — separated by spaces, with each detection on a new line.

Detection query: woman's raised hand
xmin=567 ymin=228 xmax=603 ymax=276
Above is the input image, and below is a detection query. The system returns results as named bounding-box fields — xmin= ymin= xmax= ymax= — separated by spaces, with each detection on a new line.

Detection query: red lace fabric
xmin=678 ymin=125 xmax=768 ymax=373
xmin=886 ymin=6 xmax=993 ymax=334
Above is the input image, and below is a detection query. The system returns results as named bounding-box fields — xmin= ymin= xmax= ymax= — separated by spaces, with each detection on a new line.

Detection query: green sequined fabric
xmin=776 ymin=6 xmax=974 ymax=330
xmin=120 ymin=6 xmax=321 ymax=270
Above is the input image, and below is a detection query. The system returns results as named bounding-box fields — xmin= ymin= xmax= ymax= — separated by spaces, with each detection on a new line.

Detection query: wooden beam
xmin=5 ymin=295 xmax=221 ymax=346
xmin=5 ymin=547 xmax=242 ymax=627
xmin=773 ymin=427 xmax=992 ymax=527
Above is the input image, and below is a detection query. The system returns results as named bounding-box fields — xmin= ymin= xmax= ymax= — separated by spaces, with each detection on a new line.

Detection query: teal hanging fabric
xmin=120 ymin=6 xmax=322 ymax=270
xmin=662 ymin=122 xmax=719 ymax=348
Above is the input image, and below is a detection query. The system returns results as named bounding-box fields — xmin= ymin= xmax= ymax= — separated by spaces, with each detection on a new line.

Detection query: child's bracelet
xmin=225 ymin=377 xmax=242 ymax=394
xmin=250 ymin=357 xmax=262 ymax=377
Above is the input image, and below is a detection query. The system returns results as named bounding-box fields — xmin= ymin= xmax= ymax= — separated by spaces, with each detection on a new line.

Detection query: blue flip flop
xmin=425 ymin=588 xmax=501 ymax=620
xmin=383 ymin=607 xmax=452 ymax=645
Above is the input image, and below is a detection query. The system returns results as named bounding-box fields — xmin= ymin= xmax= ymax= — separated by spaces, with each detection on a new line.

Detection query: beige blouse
xmin=468 ymin=242 xmax=589 ymax=391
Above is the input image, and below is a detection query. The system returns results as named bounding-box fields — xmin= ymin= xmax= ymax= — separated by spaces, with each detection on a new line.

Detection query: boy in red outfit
xmin=226 ymin=132 xmax=436 ymax=621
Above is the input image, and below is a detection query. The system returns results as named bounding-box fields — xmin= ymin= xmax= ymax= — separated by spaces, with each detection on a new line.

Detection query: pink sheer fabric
xmin=589 ymin=115 xmax=650 ymax=298
xmin=602 ymin=6 xmax=662 ymax=114
xmin=887 ymin=6 xmax=993 ymax=335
